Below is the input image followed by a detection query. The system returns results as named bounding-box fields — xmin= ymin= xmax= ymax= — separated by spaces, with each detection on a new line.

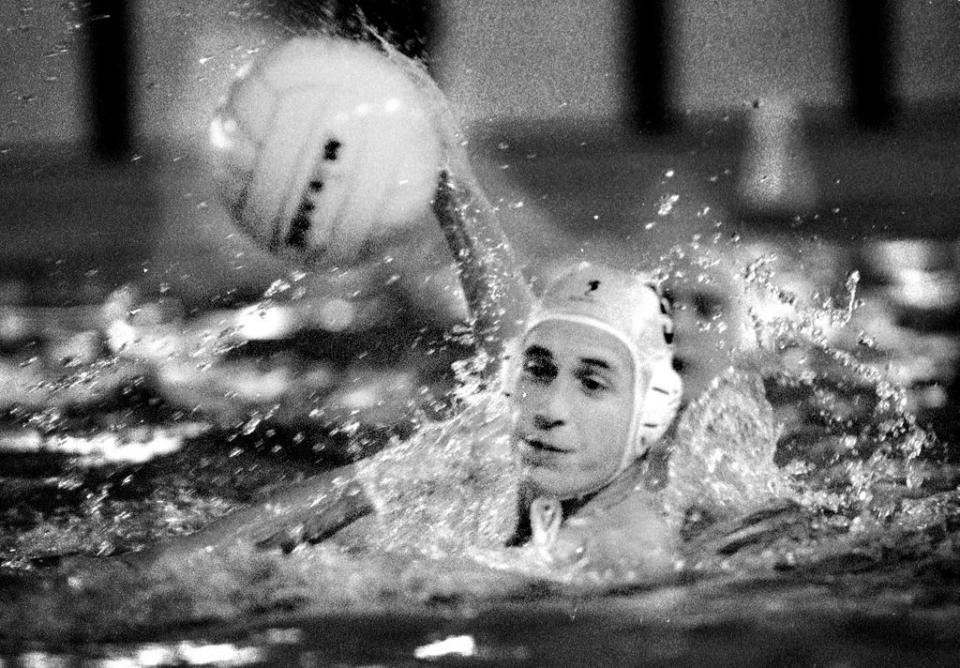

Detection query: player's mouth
xmin=517 ymin=436 xmax=570 ymax=460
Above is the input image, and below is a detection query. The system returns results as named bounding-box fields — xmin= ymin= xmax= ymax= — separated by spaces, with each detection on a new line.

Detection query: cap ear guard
xmin=634 ymin=355 xmax=683 ymax=457
xmin=632 ymin=281 xmax=682 ymax=457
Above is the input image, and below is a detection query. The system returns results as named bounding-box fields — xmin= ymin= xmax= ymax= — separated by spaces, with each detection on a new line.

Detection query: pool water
xmin=4 ymin=574 xmax=960 ymax=666
xmin=0 ymin=108 xmax=959 ymax=665
xmin=2 ymin=226 xmax=960 ymax=666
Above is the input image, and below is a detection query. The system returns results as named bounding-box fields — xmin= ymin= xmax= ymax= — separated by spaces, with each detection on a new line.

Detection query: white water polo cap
xmin=520 ymin=263 xmax=683 ymax=477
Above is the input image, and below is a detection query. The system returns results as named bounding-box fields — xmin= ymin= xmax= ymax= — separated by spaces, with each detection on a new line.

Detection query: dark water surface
xmin=2 ymin=127 xmax=960 ymax=665
xmin=4 ymin=581 xmax=960 ymax=666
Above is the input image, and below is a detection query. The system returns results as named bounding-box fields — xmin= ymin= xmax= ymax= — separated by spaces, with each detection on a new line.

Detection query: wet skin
xmin=512 ymin=320 xmax=635 ymax=500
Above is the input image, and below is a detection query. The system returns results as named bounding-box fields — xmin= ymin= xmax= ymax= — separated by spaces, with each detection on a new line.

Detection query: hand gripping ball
xmin=210 ymin=37 xmax=443 ymax=267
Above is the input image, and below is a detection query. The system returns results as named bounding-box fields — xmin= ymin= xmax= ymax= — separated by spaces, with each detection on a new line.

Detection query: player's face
xmin=511 ymin=320 xmax=635 ymax=500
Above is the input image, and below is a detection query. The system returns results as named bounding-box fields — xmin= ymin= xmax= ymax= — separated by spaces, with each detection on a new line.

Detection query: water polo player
xmin=140 ymin=36 xmax=684 ymax=573
xmin=142 ymin=167 xmax=683 ymax=574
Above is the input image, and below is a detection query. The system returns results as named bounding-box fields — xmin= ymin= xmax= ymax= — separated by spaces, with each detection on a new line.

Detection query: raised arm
xmin=432 ymin=170 xmax=535 ymax=367
xmin=372 ymin=42 xmax=534 ymax=365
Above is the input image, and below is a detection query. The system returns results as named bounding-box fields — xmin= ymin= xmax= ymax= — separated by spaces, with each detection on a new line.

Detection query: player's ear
xmin=635 ymin=356 xmax=683 ymax=456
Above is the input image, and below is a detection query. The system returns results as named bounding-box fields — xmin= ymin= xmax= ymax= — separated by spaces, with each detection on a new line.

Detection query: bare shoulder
xmin=551 ymin=468 xmax=678 ymax=576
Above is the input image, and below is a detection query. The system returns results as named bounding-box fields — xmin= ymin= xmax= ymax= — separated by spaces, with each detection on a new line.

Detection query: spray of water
xmin=740 ymin=250 xmax=937 ymax=512
xmin=352 ymin=360 xmax=520 ymax=557
xmin=651 ymin=236 xmax=950 ymax=577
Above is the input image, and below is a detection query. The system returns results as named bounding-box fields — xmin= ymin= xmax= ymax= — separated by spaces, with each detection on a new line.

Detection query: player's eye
xmin=577 ymin=371 xmax=610 ymax=395
xmin=521 ymin=357 xmax=555 ymax=383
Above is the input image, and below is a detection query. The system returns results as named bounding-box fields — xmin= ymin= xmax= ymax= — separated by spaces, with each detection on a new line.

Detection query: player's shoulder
xmin=572 ymin=464 xmax=657 ymax=527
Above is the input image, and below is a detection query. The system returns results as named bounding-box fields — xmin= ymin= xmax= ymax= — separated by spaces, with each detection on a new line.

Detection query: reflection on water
xmin=14 ymin=640 xmax=267 ymax=667
xmin=7 ymin=597 xmax=960 ymax=667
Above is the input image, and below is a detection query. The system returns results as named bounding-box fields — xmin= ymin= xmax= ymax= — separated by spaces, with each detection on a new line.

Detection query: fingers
xmin=254 ymin=527 xmax=301 ymax=554
xmin=252 ymin=516 xmax=346 ymax=553
xmin=300 ymin=499 xmax=366 ymax=544
xmin=252 ymin=520 xmax=332 ymax=553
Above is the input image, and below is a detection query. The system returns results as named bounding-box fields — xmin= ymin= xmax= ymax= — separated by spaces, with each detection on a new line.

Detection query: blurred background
xmin=2 ymin=0 xmax=958 ymax=283
xmin=0 ymin=0 xmax=959 ymax=435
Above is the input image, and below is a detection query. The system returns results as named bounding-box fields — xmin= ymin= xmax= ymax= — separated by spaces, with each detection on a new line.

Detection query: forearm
xmin=433 ymin=171 xmax=534 ymax=365
xmin=254 ymin=472 xmax=375 ymax=551
xmin=129 ymin=464 xmax=375 ymax=564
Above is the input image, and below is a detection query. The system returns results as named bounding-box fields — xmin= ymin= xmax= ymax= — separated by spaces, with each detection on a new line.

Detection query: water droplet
xmin=241 ymin=415 xmax=261 ymax=435
xmin=657 ymin=194 xmax=680 ymax=216
xmin=264 ymin=278 xmax=290 ymax=297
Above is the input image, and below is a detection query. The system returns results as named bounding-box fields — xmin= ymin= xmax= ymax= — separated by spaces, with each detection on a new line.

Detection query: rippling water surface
xmin=2 ymin=232 xmax=960 ymax=666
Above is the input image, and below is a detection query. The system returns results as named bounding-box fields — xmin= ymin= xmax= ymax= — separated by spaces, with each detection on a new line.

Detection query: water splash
xmin=353 ymin=389 xmax=519 ymax=557
xmin=663 ymin=368 xmax=788 ymax=524
xmin=739 ymin=250 xmax=937 ymax=514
